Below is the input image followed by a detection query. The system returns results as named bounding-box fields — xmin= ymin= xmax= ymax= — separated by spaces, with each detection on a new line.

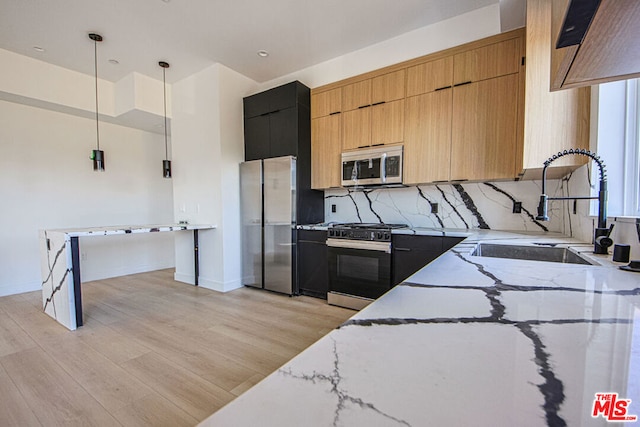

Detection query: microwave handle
xmin=381 ymin=153 xmax=387 ymax=183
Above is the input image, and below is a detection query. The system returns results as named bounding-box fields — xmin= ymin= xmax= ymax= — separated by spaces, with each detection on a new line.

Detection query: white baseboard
xmin=174 ymin=272 xmax=243 ymax=293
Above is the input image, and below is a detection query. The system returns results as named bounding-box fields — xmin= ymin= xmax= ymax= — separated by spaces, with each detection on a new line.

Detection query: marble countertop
xmin=201 ymin=230 xmax=640 ymax=427
xmin=44 ymin=223 xmax=216 ymax=237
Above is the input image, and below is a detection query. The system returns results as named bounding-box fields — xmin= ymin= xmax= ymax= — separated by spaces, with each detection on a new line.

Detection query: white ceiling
xmin=0 ymin=0 xmax=499 ymax=84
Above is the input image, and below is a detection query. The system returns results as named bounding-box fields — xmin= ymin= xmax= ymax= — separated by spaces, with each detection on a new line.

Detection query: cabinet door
xmin=244 ymin=115 xmax=270 ymax=161
xmin=268 ymin=82 xmax=297 ymax=112
xmin=453 ymin=38 xmax=521 ymax=84
xmin=342 ymin=80 xmax=371 ymax=111
xmin=269 ymin=107 xmax=298 ymax=158
xmin=342 ymin=107 xmax=371 ymax=150
xmin=243 ymin=92 xmax=271 ymax=119
xmin=311 ymin=88 xmax=342 ymax=119
xmin=403 ymin=89 xmax=452 ymax=184
xmin=372 ymin=69 xmax=406 ymax=104
xmin=298 ymin=232 xmax=328 ymax=299
xmin=371 ymin=99 xmax=404 ymax=146
xmin=450 ymin=73 xmax=519 ymax=181
xmin=392 ymin=235 xmax=444 ymax=285
xmin=407 ymin=56 xmax=454 ymax=97
xmin=311 ymin=114 xmax=342 ymax=189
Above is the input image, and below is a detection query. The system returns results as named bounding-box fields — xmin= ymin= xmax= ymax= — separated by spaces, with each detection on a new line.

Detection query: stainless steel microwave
xmin=341 ymin=145 xmax=403 ymax=187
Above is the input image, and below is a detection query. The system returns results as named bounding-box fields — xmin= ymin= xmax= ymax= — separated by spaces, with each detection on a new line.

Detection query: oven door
xmin=327 ymin=238 xmax=391 ymax=303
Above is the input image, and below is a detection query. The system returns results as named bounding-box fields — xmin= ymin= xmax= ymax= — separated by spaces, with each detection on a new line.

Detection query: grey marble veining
xmin=200 ymin=230 xmax=640 ymax=427
xmin=324 ymin=179 xmax=567 ymax=232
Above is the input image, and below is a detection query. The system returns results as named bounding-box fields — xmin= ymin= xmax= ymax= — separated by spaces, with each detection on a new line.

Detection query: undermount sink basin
xmin=471 ymin=243 xmax=595 ymax=265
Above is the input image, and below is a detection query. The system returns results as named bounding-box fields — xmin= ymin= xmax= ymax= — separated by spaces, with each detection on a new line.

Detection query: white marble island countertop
xmin=201 ymin=230 xmax=640 ymax=427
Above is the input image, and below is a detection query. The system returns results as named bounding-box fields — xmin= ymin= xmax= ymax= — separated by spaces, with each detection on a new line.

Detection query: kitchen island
xmin=200 ymin=230 xmax=639 ymax=426
xmin=39 ymin=224 xmax=215 ymax=331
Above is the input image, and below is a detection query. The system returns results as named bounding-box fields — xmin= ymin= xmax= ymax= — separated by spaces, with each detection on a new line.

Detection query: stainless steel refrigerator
xmin=240 ymin=156 xmax=297 ymax=295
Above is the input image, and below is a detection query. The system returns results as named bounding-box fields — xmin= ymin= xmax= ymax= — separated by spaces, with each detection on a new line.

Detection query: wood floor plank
xmin=112 ymin=393 xmax=197 ymax=427
xmin=0 ymin=363 xmax=42 ymax=426
xmin=37 ymin=334 xmax=154 ymax=412
xmin=0 ymin=269 xmax=354 ymax=425
xmin=1 ymin=347 xmax=121 ymax=426
xmin=107 ymin=318 xmax=260 ymax=392
xmin=74 ymin=322 xmax=152 ymax=365
xmin=121 ymin=352 xmax=235 ymax=419
xmin=0 ymin=312 xmax=37 ymax=358
xmin=230 ymin=373 xmax=265 ymax=397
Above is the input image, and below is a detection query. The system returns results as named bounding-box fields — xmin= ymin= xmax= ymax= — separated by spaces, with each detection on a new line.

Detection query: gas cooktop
xmin=327 ymin=223 xmax=409 ymax=241
xmin=330 ymin=223 xmax=409 ymax=230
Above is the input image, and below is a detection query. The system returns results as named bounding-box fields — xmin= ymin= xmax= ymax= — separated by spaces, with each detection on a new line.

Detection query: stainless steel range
xmin=327 ymin=223 xmax=408 ymax=310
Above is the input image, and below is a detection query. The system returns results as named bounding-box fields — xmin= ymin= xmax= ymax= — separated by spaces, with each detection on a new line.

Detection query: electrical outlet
xmin=513 ymin=201 xmax=522 ymax=214
xmin=331 ymin=204 xmax=337 ymax=213
xmin=430 ymin=202 xmax=438 ymax=214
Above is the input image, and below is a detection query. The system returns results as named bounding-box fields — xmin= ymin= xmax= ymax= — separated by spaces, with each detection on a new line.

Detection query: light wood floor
xmin=0 ymin=269 xmax=354 ymax=426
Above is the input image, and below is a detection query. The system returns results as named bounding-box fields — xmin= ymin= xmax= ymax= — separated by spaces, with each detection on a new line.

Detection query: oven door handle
xmin=326 ymin=238 xmax=391 ymax=253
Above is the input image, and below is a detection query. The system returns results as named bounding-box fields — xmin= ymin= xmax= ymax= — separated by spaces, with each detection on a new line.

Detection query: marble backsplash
xmin=324 ymin=178 xmax=568 ymax=233
xmin=324 ymin=165 xmax=640 ymax=259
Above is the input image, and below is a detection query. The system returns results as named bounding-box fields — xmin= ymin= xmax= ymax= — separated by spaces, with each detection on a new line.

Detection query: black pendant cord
xmin=163 ymin=66 xmax=168 ymax=160
xmin=93 ymin=37 xmax=100 ymax=151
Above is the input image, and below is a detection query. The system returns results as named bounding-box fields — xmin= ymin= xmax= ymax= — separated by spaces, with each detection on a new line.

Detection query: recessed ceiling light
xmin=108 ymin=59 xmax=119 ymax=65
xmin=33 ymin=46 xmax=45 ymax=52
xmin=257 ymin=50 xmax=269 ymax=58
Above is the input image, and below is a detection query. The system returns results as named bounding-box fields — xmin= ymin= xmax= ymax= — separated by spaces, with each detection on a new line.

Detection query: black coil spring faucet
xmin=536 ymin=149 xmax=614 ymax=254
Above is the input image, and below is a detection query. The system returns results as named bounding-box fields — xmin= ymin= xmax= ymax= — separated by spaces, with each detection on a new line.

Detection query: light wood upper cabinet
xmin=406 ymin=57 xmax=454 ymax=97
xmin=342 ymin=108 xmax=371 ymax=150
xmin=523 ymin=0 xmax=590 ymax=179
xmin=342 ymin=80 xmax=371 ymax=111
xmin=311 ymin=88 xmax=342 ymax=119
xmin=453 ymin=38 xmax=522 ymax=84
xmin=372 ymin=70 xmax=406 ymax=104
xmin=311 ymin=114 xmax=342 ymax=189
xmin=371 ymin=99 xmax=404 ymax=146
xmin=551 ymin=0 xmax=640 ymax=90
xmin=450 ymin=74 xmax=520 ymax=181
xmin=310 ymin=28 xmax=530 ymax=188
xmin=404 ymin=90 xmax=452 ymax=184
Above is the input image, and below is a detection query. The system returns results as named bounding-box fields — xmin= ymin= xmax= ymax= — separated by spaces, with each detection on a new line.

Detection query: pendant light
xmin=159 ymin=61 xmax=171 ymax=178
xmin=88 ymin=33 xmax=105 ymax=171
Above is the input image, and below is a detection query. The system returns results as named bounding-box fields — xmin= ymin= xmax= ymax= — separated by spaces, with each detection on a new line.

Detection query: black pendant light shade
xmin=89 ymin=33 xmax=105 ymax=171
xmin=91 ymin=149 xmax=105 ymax=171
xmin=159 ymin=61 xmax=171 ymax=179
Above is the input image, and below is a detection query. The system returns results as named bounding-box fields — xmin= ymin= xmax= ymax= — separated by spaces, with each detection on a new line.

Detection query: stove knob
xmin=341 ymin=230 xmax=348 ymax=238
xmin=384 ymin=232 xmax=390 ymax=240
xmin=376 ymin=231 xmax=383 ymax=240
xmin=329 ymin=229 xmax=335 ymax=237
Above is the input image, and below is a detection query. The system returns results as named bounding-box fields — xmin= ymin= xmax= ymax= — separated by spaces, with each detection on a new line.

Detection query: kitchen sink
xmin=471 ymin=243 xmax=595 ymax=265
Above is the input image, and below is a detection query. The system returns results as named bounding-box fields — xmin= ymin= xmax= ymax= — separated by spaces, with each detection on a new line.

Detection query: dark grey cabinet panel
xmin=392 ymin=235 xmax=463 ymax=285
xmin=244 ymin=115 xmax=270 ymax=161
xmin=269 ymin=107 xmax=298 ymax=158
xmin=298 ymin=230 xmax=328 ymax=299
xmin=243 ymin=81 xmax=310 ymax=161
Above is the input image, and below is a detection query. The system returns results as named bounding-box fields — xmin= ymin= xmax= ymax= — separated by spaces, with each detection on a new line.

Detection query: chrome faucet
xmin=535 ymin=149 xmax=614 ymax=254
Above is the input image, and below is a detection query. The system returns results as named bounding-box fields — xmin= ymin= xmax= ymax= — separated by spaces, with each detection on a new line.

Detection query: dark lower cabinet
xmin=392 ymin=234 xmax=464 ymax=285
xmin=297 ymin=230 xmax=328 ymax=299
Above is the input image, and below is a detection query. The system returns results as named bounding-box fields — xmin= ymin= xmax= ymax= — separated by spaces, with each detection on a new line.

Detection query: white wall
xmin=171 ymin=63 xmax=257 ymax=291
xmin=0 ymin=99 xmax=175 ymax=296
xmin=256 ymin=4 xmax=501 ymax=92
